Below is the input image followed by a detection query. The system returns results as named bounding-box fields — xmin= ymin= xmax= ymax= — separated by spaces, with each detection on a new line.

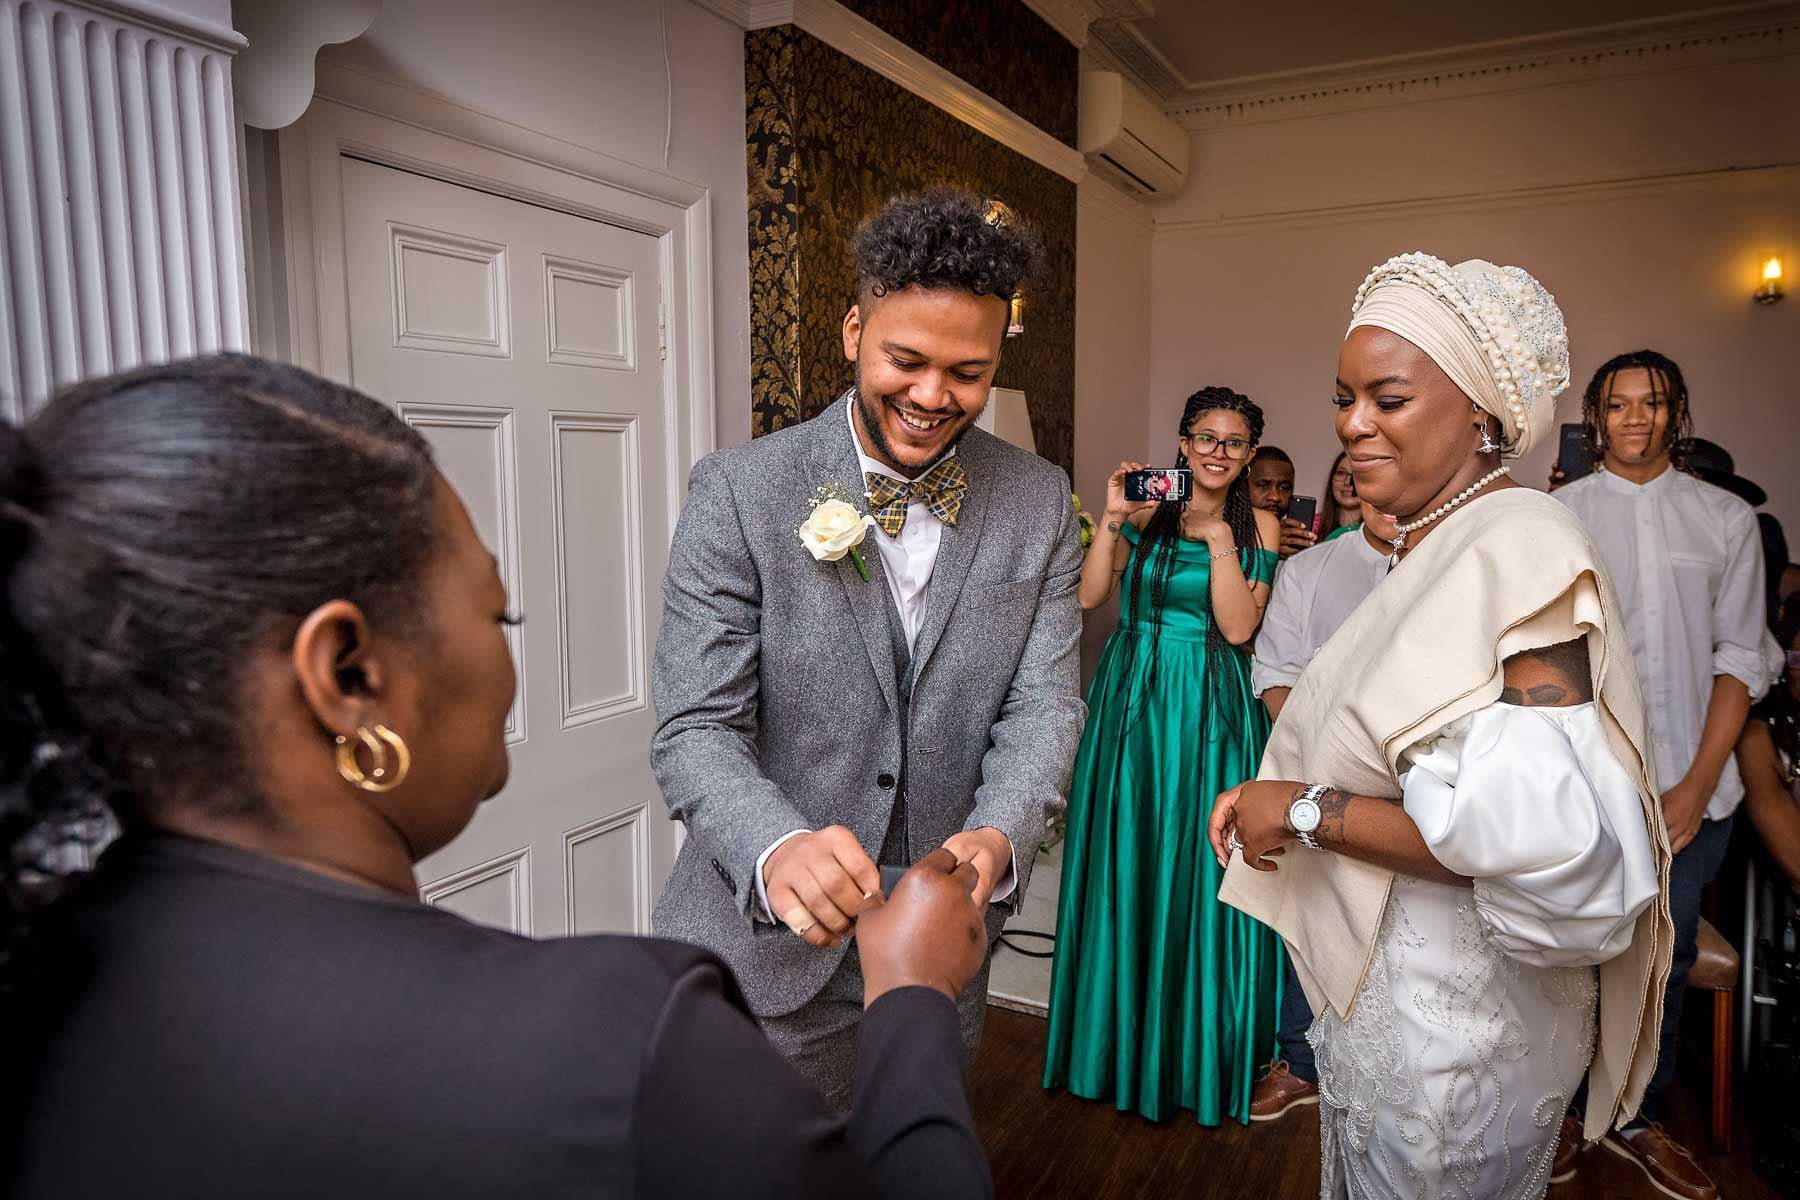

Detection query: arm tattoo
xmin=1314 ymin=787 xmax=1350 ymax=847
xmin=1499 ymin=637 xmax=1593 ymax=708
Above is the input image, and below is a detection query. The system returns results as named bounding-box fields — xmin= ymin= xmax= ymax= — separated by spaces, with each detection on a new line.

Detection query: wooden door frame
xmin=276 ymin=62 xmax=718 ymax=537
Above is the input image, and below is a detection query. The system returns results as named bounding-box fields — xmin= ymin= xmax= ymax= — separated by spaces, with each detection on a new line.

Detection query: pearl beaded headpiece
xmin=1348 ymin=252 xmax=1570 ymax=460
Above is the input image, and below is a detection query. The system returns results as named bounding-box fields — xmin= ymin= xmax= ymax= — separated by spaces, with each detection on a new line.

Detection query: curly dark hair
xmin=1579 ymin=349 xmax=1693 ymax=467
xmin=851 ymin=188 xmax=1044 ymax=305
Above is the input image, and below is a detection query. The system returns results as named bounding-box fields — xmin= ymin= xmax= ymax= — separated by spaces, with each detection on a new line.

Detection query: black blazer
xmin=8 ymin=833 xmax=991 ymax=1199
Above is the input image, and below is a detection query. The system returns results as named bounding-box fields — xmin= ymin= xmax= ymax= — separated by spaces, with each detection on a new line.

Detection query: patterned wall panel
xmin=836 ymin=0 xmax=1078 ymax=147
xmin=746 ymin=24 xmax=1077 ymax=475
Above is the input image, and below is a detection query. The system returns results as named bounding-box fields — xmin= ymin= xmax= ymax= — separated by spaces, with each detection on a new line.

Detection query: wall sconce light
xmin=1007 ymin=294 xmax=1025 ymax=337
xmin=1755 ymin=255 xmax=1784 ymax=305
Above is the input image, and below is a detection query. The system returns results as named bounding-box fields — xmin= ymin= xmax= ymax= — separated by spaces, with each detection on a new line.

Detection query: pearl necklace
xmin=1387 ymin=466 xmax=1510 ymax=562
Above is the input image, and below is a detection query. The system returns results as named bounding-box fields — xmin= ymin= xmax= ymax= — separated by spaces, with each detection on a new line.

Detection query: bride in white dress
xmin=1211 ymin=253 xmax=1671 ymax=1200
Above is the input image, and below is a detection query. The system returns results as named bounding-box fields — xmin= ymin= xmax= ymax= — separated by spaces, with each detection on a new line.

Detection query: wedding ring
xmin=1225 ymin=827 xmax=1243 ymax=857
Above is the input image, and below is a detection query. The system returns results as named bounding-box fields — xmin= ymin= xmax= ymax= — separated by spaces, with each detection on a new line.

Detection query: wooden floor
xmin=970 ymin=1006 xmax=1780 ymax=1199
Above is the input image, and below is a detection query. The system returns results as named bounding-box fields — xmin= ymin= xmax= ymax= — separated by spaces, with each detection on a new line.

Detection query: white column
xmin=0 ymin=0 xmax=248 ymax=419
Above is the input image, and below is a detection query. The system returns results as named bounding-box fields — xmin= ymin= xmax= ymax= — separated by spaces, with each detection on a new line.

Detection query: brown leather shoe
xmin=1601 ymin=1123 xmax=1718 ymax=1200
xmin=1249 ymin=1059 xmax=1318 ymax=1122
xmin=1549 ymin=1111 xmax=1583 ymax=1185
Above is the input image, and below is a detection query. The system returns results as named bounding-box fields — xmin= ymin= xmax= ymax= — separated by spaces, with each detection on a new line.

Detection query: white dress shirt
xmin=753 ymin=406 xmax=1011 ymax=920
xmin=1556 ymin=466 xmax=1782 ymax=820
xmin=1251 ymin=526 xmax=1389 ymax=698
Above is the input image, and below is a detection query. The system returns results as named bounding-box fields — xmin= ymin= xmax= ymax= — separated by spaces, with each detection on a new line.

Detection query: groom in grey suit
xmin=651 ymin=189 xmax=1085 ymax=1105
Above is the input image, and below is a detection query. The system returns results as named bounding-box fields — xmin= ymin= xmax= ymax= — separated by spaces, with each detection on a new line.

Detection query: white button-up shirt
xmin=850 ymin=400 xmax=951 ymax=653
xmin=754 ymin=404 xmax=1010 ymax=920
xmin=1556 ymin=466 xmax=1782 ymax=821
xmin=1252 ymin=526 xmax=1390 ymax=697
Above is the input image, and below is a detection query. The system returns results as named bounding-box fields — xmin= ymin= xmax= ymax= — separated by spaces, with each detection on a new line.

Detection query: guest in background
xmin=4 ymin=356 xmax=997 ymax=1200
xmin=1248 ymin=445 xmax=1313 ymax=559
xmin=1554 ymin=349 xmax=1782 ymax=1200
xmin=1243 ymin=506 xmax=1397 ymax=1122
xmin=1045 ymin=388 xmax=1282 ymax=1125
xmin=1738 ymin=598 xmax=1800 ymax=892
xmin=1318 ymin=451 xmax=1362 ymax=541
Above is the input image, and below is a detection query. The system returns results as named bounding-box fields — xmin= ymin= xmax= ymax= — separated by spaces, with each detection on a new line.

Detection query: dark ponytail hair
xmin=1 ymin=354 xmax=439 ymax=993
xmin=1118 ymin=387 xmax=1265 ymax=731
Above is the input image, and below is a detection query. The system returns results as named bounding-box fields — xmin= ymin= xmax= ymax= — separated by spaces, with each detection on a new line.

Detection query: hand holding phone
xmin=1123 ymin=467 xmax=1192 ymax=504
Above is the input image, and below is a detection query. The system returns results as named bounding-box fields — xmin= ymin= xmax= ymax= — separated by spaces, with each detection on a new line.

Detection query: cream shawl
xmin=1219 ymin=487 xmax=1674 ymax=1139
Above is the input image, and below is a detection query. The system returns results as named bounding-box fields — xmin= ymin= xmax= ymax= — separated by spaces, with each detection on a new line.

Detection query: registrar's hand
xmin=858 ymin=848 xmax=987 ymax=1007
xmin=764 ymin=825 xmax=880 ymax=948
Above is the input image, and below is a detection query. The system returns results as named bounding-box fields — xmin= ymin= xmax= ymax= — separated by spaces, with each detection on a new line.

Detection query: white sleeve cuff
xmin=987 ymin=837 xmax=1020 ymax=905
xmin=753 ymin=829 xmax=812 ymax=923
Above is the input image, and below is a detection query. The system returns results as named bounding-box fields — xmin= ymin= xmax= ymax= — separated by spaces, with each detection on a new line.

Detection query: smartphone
xmin=1287 ymin=494 xmax=1318 ymax=534
xmin=1557 ymin=423 xmax=1594 ymax=482
xmin=1124 ymin=467 xmax=1192 ymax=503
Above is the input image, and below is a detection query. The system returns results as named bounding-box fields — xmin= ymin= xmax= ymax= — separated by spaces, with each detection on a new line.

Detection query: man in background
xmin=1247 ymin=445 xmax=1314 ymax=559
xmin=1554 ymin=349 xmax=1781 ymax=1200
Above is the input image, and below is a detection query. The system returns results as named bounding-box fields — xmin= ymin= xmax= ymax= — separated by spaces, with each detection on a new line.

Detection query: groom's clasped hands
xmin=765 ymin=824 xmax=1009 ymax=949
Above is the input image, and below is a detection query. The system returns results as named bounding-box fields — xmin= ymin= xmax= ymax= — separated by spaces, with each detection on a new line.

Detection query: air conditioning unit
xmin=1078 ymin=70 xmax=1189 ymax=197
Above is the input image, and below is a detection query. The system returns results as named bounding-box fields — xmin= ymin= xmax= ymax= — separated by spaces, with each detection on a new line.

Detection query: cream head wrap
xmin=1346 ymin=252 xmax=1570 ymax=459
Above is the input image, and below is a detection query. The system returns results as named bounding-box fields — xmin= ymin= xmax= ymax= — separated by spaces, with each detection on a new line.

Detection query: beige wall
xmin=1149 ymin=50 xmax=1800 ymax=538
xmin=319 ymin=0 xmax=753 ymax=447
xmin=1074 ymin=174 xmax=1154 ymax=680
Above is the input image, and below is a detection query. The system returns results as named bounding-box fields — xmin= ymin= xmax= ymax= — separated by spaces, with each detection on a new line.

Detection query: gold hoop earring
xmin=334 ymin=724 xmax=412 ymax=793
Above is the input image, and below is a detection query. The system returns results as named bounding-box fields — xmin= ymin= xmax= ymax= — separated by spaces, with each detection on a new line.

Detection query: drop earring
xmin=1476 ymin=423 xmax=1500 ymax=456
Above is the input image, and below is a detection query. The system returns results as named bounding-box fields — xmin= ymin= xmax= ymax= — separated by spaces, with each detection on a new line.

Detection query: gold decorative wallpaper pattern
xmin=746 ymin=25 xmax=1077 ymax=475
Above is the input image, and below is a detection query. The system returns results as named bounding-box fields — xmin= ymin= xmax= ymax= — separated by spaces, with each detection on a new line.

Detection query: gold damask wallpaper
xmin=746 ymin=24 xmax=1077 ymax=476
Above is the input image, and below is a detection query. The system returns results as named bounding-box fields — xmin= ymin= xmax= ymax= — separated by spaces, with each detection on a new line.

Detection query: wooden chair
xmin=1689 ymin=916 xmax=1741 ymax=1151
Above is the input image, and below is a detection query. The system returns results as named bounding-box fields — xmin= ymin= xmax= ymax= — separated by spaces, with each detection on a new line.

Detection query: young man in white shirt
xmin=1554 ymin=350 xmax=1781 ymax=1200
xmin=1246 ymin=508 xmax=1394 ymax=1120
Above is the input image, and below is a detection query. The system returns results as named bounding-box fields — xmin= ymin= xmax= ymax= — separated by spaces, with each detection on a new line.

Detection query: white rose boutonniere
xmin=798 ymin=486 xmax=875 ymax=581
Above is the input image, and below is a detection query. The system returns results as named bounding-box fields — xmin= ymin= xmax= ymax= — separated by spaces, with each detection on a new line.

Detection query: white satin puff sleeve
xmin=1399 ymin=702 xmax=1659 ymax=968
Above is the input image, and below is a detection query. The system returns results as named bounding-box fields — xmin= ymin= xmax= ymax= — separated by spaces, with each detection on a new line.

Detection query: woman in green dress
xmin=1044 ymin=387 xmax=1284 ymax=1125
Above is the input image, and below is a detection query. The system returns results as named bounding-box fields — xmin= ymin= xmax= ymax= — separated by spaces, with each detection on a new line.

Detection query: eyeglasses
xmin=1331 ymin=470 xmax=1354 ymax=484
xmin=1185 ymin=432 xmax=1253 ymax=461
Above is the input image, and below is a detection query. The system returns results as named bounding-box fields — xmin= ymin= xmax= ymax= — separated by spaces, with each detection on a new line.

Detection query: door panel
xmin=339 ymin=155 xmax=673 ymax=937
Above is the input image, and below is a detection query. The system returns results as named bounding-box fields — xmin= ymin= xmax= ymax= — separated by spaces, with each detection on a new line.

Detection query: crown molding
xmin=1164 ymin=2 xmax=1800 ymax=129
xmin=1153 ymin=161 xmax=1800 ymax=241
xmin=1020 ymin=0 xmax=1154 ymax=49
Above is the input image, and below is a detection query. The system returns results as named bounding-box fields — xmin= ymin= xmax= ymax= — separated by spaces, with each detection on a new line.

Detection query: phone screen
xmin=1124 ymin=468 xmax=1192 ymax=503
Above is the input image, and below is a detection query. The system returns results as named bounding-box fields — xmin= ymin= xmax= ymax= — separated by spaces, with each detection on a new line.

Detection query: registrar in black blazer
xmin=8 ymin=832 xmax=992 ymax=1200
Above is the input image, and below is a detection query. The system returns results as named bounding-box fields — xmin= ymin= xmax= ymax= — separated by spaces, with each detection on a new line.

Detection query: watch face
xmin=1290 ymin=798 xmax=1322 ymax=833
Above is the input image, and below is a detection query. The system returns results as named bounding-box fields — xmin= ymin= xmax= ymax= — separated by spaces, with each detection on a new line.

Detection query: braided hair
xmin=1118 ymin=387 xmax=1265 ymax=731
xmin=1580 ymin=349 xmax=1693 ymax=468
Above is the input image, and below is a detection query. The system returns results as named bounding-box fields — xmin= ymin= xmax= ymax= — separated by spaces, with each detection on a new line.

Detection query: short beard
xmin=853 ymin=359 xmax=970 ymax=478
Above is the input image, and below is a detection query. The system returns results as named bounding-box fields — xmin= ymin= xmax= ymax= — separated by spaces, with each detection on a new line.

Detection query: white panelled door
xmin=338 ymin=156 xmax=675 ymax=937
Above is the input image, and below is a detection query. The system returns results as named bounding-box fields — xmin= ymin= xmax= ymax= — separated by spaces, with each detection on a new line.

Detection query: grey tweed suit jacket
xmin=650 ymin=394 xmax=1086 ymax=1017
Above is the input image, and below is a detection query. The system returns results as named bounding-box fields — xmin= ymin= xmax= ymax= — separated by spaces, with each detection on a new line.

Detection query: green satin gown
xmin=1043 ymin=521 xmax=1284 ymax=1125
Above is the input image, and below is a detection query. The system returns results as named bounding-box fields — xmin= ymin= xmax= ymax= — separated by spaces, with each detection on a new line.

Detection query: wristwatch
xmin=1286 ymin=784 xmax=1328 ymax=851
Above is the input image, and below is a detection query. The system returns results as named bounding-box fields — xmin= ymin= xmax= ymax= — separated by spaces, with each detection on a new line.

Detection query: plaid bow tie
xmin=864 ymin=457 xmax=968 ymax=537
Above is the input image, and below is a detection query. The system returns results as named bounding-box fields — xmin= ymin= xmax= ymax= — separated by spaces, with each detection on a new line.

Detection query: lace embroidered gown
xmin=1310 ymin=702 xmax=1659 ymax=1200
